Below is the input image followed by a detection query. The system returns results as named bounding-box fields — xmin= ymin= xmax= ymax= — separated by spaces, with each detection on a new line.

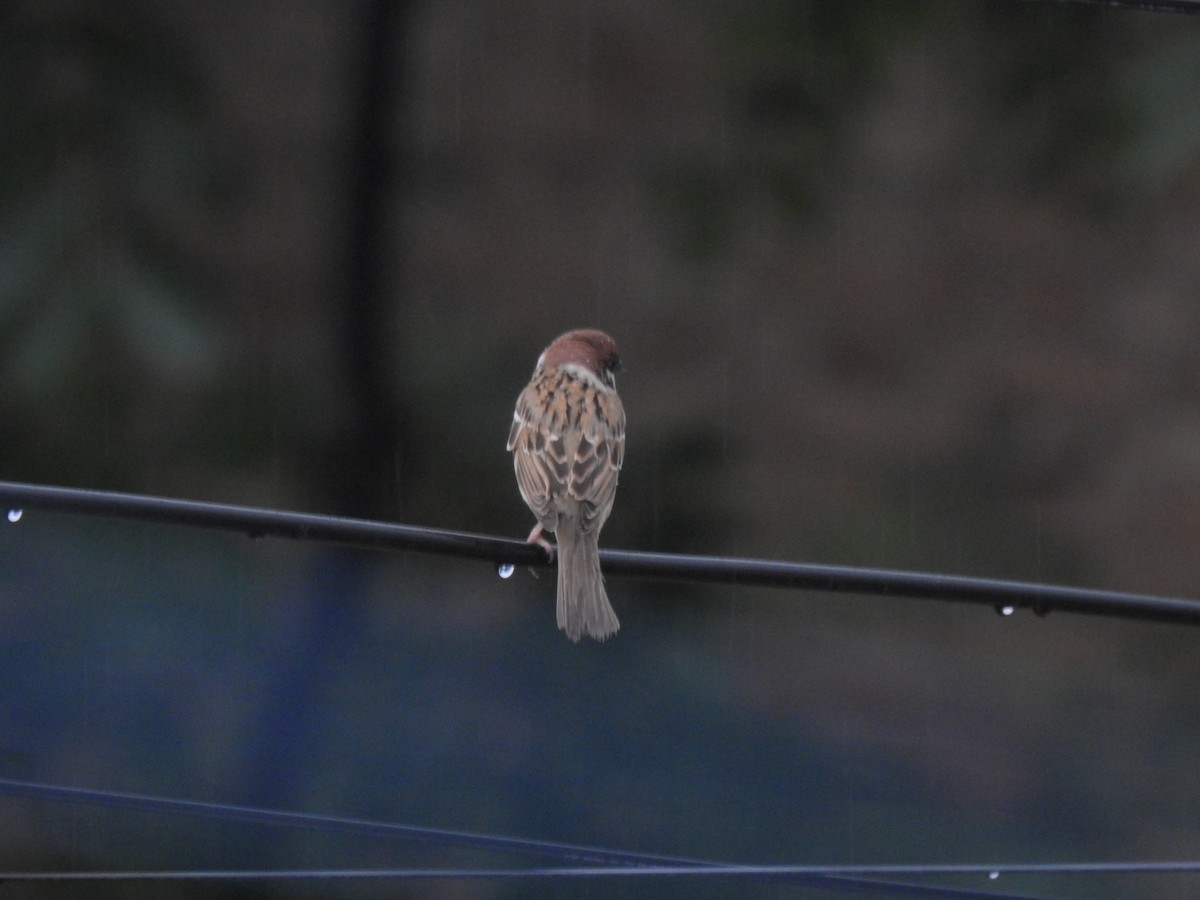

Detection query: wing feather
xmin=508 ymin=368 xmax=625 ymax=534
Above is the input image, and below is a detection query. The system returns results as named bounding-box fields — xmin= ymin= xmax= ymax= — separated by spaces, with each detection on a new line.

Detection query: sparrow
xmin=507 ymin=329 xmax=626 ymax=641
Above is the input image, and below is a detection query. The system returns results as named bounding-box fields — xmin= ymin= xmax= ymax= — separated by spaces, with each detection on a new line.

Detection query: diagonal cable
xmin=2 ymin=480 xmax=1199 ymax=625
xmin=0 ymin=778 xmax=1040 ymax=898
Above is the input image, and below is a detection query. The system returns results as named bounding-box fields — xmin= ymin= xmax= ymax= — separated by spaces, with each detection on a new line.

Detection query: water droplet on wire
xmin=996 ymin=604 xmax=1015 ymax=617
xmin=6 ymin=509 xmax=22 ymax=523
xmin=989 ymin=871 xmax=1000 ymax=880
xmin=498 ymin=563 xmax=515 ymax=579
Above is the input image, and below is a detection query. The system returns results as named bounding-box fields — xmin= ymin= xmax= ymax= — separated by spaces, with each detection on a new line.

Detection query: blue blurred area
xmin=6 ymin=2 xmax=1200 ymax=896
xmin=3 ymin=509 xmax=1200 ymax=898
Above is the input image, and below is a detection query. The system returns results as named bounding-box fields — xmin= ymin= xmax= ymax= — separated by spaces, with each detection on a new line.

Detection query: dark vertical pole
xmin=335 ymin=0 xmax=412 ymax=519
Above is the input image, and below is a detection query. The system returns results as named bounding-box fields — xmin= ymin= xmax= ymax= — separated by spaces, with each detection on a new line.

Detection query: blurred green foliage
xmin=1 ymin=0 xmax=1199 ymax=584
xmin=4 ymin=2 xmax=1200 ymax=894
xmin=0 ymin=4 xmax=223 ymax=487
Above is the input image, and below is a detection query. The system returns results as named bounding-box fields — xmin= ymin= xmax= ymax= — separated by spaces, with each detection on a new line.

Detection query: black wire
xmin=603 ymin=549 xmax=1200 ymax=625
xmin=1 ymin=7 xmax=1195 ymax=898
xmin=2 ymin=480 xmax=1199 ymax=626
xmin=0 ymin=481 xmax=515 ymax=562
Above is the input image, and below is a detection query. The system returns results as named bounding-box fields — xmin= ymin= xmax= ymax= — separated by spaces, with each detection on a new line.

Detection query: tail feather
xmin=555 ymin=524 xmax=619 ymax=641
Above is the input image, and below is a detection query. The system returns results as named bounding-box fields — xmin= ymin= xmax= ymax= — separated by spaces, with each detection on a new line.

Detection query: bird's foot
xmin=526 ymin=524 xmax=557 ymax=563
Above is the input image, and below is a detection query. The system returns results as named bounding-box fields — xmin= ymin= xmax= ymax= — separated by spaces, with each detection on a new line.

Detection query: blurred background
xmin=3 ymin=0 xmax=1200 ymax=897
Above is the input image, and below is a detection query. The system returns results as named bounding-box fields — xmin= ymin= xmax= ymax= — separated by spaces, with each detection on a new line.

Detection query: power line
xmin=0 ymin=868 xmax=1051 ymax=900
xmin=0 ymin=779 xmax=1034 ymax=899
xmin=2 ymin=480 xmax=1199 ymax=626
xmin=1035 ymin=0 xmax=1200 ymax=12
xmin=5 ymin=861 xmax=1200 ymax=878
xmin=4 ymin=779 xmax=1194 ymax=899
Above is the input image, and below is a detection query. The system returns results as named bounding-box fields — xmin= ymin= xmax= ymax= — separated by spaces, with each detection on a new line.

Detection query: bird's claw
xmin=526 ymin=524 xmax=557 ymax=563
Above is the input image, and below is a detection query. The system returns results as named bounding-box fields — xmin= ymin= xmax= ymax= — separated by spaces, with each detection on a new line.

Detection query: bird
xmin=507 ymin=329 xmax=625 ymax=641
